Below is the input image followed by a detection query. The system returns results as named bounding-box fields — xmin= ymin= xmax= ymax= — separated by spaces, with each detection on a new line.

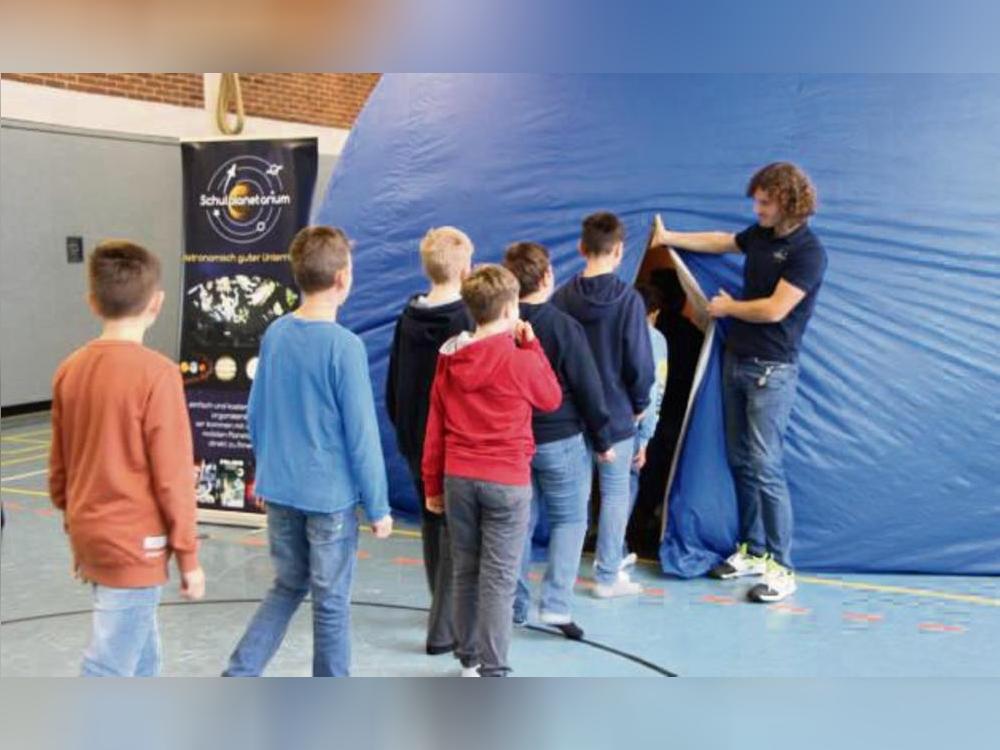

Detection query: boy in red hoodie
xmin=422 ymin=264 xmax=561 ymax=676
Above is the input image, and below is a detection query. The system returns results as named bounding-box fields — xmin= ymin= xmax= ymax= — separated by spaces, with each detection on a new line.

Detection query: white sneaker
xmin=708 ymin=543 xmax=767 ymax=580
xmin=460 ymin=664 xmax=481 ymax=677
xmin=619 ymin=552 xmax=638 ymax=571
xmin=747 ymin=560 xmax=797 ymax=603
xmin=593 ymin=571 xmax=643 ymax=598
xmin=539 ymin=611 xmax=572 ymax=626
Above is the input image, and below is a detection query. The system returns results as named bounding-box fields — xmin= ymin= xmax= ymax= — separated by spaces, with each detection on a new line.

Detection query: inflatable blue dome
xmin=316 ymin=74 xmax=1000 ymax=576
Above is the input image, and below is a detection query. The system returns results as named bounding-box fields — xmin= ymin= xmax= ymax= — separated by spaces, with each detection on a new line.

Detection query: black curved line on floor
xmin=1 ymin=597 xmax=677 ymax=677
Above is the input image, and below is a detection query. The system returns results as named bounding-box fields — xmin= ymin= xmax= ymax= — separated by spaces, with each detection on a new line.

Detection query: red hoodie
xmin=422 ymin=331 xmax=562 ymax=497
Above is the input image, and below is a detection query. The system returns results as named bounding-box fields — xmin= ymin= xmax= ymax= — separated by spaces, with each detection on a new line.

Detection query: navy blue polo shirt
xmin=726 ymin=222 xmax=827 ymax=363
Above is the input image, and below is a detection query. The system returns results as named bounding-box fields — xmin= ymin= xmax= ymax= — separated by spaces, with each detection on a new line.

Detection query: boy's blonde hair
xmin=460 ymin=264 xmax=520 ymax=325
xmin=419 ymin=226 xmax=474 ymax=284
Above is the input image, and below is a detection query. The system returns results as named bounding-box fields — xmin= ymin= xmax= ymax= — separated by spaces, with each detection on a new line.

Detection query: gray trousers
xmin=444 ymin=476 xmax=532 ymax=677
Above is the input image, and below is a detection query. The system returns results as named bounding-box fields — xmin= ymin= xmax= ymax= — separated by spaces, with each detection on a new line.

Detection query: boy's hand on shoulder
xmin=514 ymin=320 xmax=536 ymax=346
xmin=180 ymin=566 xmax=206 ymax=601
xmin=371 ymin=514 xmax=394 ymax=539
xmin=425 ymin=495 xmax=445 ymax=515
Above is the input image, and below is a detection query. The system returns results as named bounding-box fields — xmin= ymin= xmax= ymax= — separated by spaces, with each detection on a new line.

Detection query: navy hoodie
xmin=519 ymin=302 xmax=612 ymax=453
xmin=552 ymin=273 xmax=654 ymax=443
xmin=386 ymin=295 xmax=472 ymax=465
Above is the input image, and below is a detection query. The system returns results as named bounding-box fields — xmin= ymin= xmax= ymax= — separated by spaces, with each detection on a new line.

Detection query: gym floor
xmin=2 ymin=414 xmax=997 ymax=677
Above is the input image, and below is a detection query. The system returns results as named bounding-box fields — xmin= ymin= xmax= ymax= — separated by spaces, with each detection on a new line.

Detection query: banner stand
xmin=179 ymin=137 xmax=318 ymax=527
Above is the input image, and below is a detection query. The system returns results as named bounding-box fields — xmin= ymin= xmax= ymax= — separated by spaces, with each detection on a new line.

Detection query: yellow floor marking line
xmin=631 ymin=555 xmax=999 ymax=607
xmin=1 ymin=443 xmax=50 ymax=456
xmin=0 ymin=487 xmax=49 ymax=498
xmin=1 ymin=427 xmax=52 ymax=439
xmin=1 ymin=436 xmax=49 ymax=447
xmin=0 ymin=451 xmax=49 ymax=468
xmin=1 ymin=468 xmax=48 ymax=483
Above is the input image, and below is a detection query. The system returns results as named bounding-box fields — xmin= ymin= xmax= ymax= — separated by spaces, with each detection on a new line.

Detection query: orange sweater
xmin=49 ymin=340 xmax=200 ymax=588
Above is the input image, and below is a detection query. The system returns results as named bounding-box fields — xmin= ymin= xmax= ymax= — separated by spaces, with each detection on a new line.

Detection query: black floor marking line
xmin=1 ymin=598 xmax=678 ymax=677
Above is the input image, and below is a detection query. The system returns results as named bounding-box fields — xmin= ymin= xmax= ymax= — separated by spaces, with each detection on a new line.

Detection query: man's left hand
xmin=708 ymin=289 xmax=734 ymax=319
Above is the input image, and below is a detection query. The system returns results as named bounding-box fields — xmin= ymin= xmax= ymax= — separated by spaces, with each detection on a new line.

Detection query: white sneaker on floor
xmin=593 ymin=571 xmax=643 ymax=598
xmin=619 ymin=552 xmax=638 ymax=571
xmin=460 ymin=664 xmax=481 ymax=677
xmin=747 ymin=559 xmax=797 ymax=603
xmin=539 ymin=611 xmax=572 ymax=626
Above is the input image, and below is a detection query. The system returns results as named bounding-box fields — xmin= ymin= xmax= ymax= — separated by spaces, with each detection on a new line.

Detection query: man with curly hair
xmin=651 ymin=162 xmax=827 ymax=603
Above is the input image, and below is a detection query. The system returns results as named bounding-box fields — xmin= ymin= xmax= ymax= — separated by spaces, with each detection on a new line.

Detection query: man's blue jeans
xmin=81 ymin=584 xmax=163 ymax=677
xmin=224 ymin=502 xmax=358 ymax=677
xmin=723 ymin=351 xmax=800 ymax=568
xmin=515 ymin=433 xmax=592 ymax=622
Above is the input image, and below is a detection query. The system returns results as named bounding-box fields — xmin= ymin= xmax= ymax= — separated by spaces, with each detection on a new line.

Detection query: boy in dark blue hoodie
xmin=552 ymin=212 xmax=654 ymax=598
xmin=503 ymin=242 xmax=614 ymax=637
xmin=386 ymin=227 xmax=474 ymax=655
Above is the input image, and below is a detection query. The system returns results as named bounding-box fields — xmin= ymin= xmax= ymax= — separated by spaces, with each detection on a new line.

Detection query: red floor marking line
xmin=918 ymin=622 xmax=966 ymax=633
xmin=238 ymin=537 xmax=267 ymax=547
xmin=645 ymin=587 xmax=665 ymax=597
xmin=4 ymin=500 xmax=24 ymax=511
xmin=701 ymin=594 xmax=736 ymax=605
xmin=356 ymin=550 xmax=371 ymax=560
xmin=392 ymin=556 xmax=423 ymax=566
xmin=527 ymin=571 xmax=541 ymax=582
xmin=33 ymin=508 xmax=56 ymax=517
xmin=574 ymin=577 xmax=595 ymax=590
xmin=769 ymin=603 xmax=810 ymax=615
xmin=843 ymin=611 xmax=883 ymax=623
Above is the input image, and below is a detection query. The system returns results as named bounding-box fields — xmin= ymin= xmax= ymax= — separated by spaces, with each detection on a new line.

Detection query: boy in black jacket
xmin=552 ymin=213 xmax=654 ymax=598
xmin=504 ymin=242 xmax=614 ymax=637
xmin=386 ymin=226 xmax=474 ymax=654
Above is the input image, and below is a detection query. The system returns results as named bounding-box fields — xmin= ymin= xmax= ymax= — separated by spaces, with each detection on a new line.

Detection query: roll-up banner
xmin=179 ymin=138 xmax=318 ymax=524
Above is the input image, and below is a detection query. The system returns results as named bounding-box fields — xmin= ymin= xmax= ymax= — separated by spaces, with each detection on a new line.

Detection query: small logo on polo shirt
xmin=772 ymin=249 xmax=788 ymax=263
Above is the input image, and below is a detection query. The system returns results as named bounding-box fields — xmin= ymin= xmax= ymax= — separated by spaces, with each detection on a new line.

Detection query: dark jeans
xmin=223 ymin=502 xmax=358 ymax=677
xmin=407 ymin=456 xmax=454 ymax=651
xmin=444 ymin=476 xmax=532 ymax=677
xmin=723 ymin=350 xmax=800 ymax=568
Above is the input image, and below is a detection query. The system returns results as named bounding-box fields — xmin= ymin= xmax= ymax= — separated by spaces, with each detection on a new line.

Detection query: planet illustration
xmin=227 ymin=181 xmax=254 ymax=221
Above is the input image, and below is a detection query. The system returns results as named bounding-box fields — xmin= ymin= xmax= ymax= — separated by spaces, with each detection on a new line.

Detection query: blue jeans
xmin=515 ymin=433 xmax=592 ymax=622
xmin=224 ymin=502 xmax=358 ymax=677
xmin=623 ymin=436 xmax=644 ymax=557
xmin=723 ymin=351 xmax=800 ymax=568
xmin=81 ymin=585 xmax=163 ymax=676
xmin=593 ymin=436 xmax=638 ymax=585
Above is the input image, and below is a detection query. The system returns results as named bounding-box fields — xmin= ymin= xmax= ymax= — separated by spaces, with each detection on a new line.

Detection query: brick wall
xmin=2 ymin=73 xmax=382 ymax=127
xmin=2 ymin=73 xmax=204 ymax=107
xmin=237 ymin=74 xmax=381 ymax=128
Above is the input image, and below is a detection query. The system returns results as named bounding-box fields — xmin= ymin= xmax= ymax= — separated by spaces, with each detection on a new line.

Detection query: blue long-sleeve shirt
xmin=637 ymin=323 xmax=668 ymax=446
xmin=247 ymin=314 xmax=389 ymax=521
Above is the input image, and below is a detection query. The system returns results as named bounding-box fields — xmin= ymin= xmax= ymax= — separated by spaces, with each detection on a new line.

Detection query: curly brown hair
xmin=746 ymin=162 xmax=817 ymax=223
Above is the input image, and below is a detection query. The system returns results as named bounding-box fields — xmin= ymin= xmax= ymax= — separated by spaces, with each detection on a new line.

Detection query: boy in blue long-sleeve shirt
xmin=224 ymin=226 xmax=393 ymax=677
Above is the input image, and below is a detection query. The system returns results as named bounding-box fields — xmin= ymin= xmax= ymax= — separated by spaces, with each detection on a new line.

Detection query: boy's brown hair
xmin=746 ymin=162 xmax=818 ymax=224
xmin=419 ymin=226 xmax=474 ymax=284
xmin=580 ymin=211 xmax=625 ymax=257
xmin=289 ymin=226 xmax=351 ymax=293
xmin=88 ymin=240 xmax=162 ymax=319
xmin=461 ymin=264 xmax=520 ymax=325
xmin=503 ymin=242 xmax=550 ymax=298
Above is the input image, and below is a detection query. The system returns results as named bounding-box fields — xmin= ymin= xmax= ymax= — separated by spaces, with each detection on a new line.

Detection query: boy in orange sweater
xmin=49 ymin=240 xmax=205 ymax=677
